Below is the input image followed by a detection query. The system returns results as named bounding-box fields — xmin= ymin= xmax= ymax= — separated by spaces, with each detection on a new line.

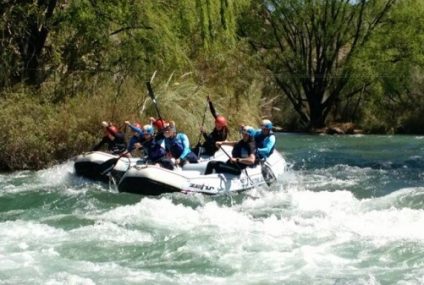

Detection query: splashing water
xmin=1 ymin=134 xmax=424 ymax=284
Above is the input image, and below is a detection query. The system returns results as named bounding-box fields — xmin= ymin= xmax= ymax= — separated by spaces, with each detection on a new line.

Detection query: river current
xmin=1 ymin=134 xmax=423 ymax=284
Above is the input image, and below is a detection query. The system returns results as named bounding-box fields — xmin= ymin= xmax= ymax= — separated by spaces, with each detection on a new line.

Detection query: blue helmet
xmin=143 ymin=124 xmax=154 ymax=135
xmin=243 ymin=126 xmax=256 ymax=137
xmin=261 ymin=119 xmax=273 ymax=130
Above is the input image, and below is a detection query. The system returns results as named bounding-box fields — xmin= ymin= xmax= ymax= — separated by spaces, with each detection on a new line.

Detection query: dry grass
xmin=0 ymin=73 xmax=264 ymax=170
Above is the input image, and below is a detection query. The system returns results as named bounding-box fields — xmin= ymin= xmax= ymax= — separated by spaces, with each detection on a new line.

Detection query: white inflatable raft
xmin=117 ymin=150 xmax=286 ymax=195
xmin=73 ymin=146 xmax=232 ymax=182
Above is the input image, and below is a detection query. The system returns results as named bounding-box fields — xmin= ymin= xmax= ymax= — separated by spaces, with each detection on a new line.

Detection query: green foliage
xmin=0 ymin=68 xmax=264 ymax=170
xmin=0 ymin=92 xmax=89 ymax=170
xmin=240 ymin=0 xmax=396 ymax=129
xmin=347 ymin=0 xmax=424 ymax=133
xmin=0 ymin=1 xmax=53 ymax=86
xmin=3 ymin=0 xmax=424 ymax=170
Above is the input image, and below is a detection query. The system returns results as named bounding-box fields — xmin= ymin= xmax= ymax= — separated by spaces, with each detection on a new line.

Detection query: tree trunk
xmin=308 ymin=94 xmax=326 ymax=129
xmin=20 ymin=0 xmax=58 ymax=86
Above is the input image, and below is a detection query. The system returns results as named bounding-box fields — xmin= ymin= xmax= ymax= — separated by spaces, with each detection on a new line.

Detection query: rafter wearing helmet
xmin=92 ymin=121 xmax=127 ymax=155
xmin=194 ymin=96 xmax=229 ymax=156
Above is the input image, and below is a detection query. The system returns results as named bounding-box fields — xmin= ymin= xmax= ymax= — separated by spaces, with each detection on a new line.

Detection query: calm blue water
xmin=1 ymin=134 xmax=424 ymax=284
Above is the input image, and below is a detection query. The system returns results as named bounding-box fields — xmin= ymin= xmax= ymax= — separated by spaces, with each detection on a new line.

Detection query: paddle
xmin=98 ymin=78 xmax=159 ymax=177
xmin=219 ymin=144 xmax=277 ymax=187
xmin=146 ymin=81 xmax=163 ymax=121
xmin=98 ymin=152 xmax=128 ymax=175
xmin=259 ymin=159 xmax=276 ymax=187
xmin=217 ymin=144 xmax=255 ymax=186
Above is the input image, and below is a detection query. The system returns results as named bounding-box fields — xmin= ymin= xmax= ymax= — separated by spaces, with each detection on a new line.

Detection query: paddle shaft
xmin=99 ymin=152 xmax=128 ymax=175
xmin=218 ymin=144 xmax=255 ymax=185
xmin=146 ymin=81 xmax=163 ymax=121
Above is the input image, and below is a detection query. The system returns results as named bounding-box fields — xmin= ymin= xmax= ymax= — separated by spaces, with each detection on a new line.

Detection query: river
xmin=1 ymin=133 xmax=423 ymax=284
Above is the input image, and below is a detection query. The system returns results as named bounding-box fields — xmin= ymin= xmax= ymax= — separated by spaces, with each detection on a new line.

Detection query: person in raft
xmin=193 ymin=96 xmax=229 ymax=156
xmin=92 ymin=121 xmax=127 ymax=155
xmin=204 ymin=125 xmax=257 ymax=175
xmin=253 ymin=119 xmax=276 ymax=159
xmin=162 ymin=121 xmax=198 ymax=169
xmin=139 ymin=124 xmax=167 ymax=164
xmin=124 ymin=121 xmax=144 ymax=156
xmin=149 ymin=117 xmax=167 ymax=144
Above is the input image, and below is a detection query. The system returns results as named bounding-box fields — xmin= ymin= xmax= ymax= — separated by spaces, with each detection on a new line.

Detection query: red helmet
xmin=215 ymin=115 xmax=227 ymax=127
xmin=106 ymin=125 xmax=118 ymax=136
xmin=133 ymin=122 xmax=141 ymax=130
xmin=153 ymin=119 xmax=166 ymax=130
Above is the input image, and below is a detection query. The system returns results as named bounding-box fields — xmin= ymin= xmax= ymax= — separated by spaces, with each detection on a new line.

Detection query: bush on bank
xmin=0 ymin=77 xmax=263 ymax=171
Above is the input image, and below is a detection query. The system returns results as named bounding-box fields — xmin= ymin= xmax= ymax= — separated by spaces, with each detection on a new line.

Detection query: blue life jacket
xmin=143 ymin=139 xmax=166 ymax=162
xmin=127 ymin=135 xmax=144 ymax=152
xmin=165 ymin=133 xmax=185 ymax=158
xmin=254 ymin=131 xmax=275 ymax=158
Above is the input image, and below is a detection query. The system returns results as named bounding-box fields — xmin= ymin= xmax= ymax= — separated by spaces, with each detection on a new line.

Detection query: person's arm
xmin=235 ymin=153 xmax=256 ymax=166
xmin=216 ymin=140 xmax=237 ymax=147
xmin=128 ymin=124 xmax=143 ymax=136
xmin=178 ymin=134 xmax=191 ymax=160
xmin=203 ymin=129 xmax=218 ymax=144
xmin=257 ymin=135 xmax=276 ymax=158
xmin=199 ymin=126 xmax=209 ymax=142
xmin=127 ymin=136 xmax=139 ymax=152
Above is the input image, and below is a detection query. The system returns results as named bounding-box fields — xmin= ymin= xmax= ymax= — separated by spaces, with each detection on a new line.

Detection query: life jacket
xmin=255 ymin=132 xmax=275 ymax=157
xmin=127 ymin=135 xmax=145 ymax=152
xmin=166 ymin=135 xmax=185 ymax=159
xmin=230 ymin=139 xmax=256 ymax=169
xmin=143 ymin=139 xmax=166 ymax=162
xmin=232 ymin=140 xmax=254 ymax=158
xmin=202 ymin=128 xmax=228 ymax=155
xmin=110 ymin=140 xmax=127 ymax=154
xmin=109 ymin=132 xmax=127 ymax=154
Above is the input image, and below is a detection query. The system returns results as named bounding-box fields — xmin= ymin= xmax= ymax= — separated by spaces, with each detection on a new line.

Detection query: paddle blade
xmin=146 ymin=81 xmax=155 ymax=101
xmin=261 ymin=162 xmax=276 ymax=187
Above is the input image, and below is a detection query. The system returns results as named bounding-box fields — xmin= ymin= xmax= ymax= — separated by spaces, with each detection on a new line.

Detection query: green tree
xmin=0 ymin=0 xmax=59 ymax=86
xmin=353 ymin=0 xmax=424 ymax=132
xmin=240 ymin=0 xmax=396 ymax=129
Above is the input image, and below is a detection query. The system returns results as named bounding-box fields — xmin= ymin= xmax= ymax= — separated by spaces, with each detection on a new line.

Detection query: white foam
xmin=35 ymin=160 xmax=75 ymax=186
xmin=97 ymin=197 xmax=201 ymax=231
xmin=69 ymin=221 xmax=153 ymax=244
xmin=0 ymin=220 xmax=67 ymax=242
xmin=46 ymin=273 xmax=96 ymax=285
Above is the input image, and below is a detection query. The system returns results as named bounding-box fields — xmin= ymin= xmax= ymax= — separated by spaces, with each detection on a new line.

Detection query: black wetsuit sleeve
xmin=202 ymin=131 xmax=209 ymax=141
xmin=113 ymin=131 xmax=125 ymax=140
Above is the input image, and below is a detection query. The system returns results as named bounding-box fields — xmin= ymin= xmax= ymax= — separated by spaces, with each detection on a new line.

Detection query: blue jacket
xmin=254 ymin=130 xmax=276 ymax=158
xmin=127 ymin=135 xmax=144 ymax=153
xmin=142 ymin=139 xmax=166 ymax=162
xmin=127 ymin=125 xmax=144 ymax=153
xmin=128 ymin=124 xmax=143 ymax=135
xmin=165 ymin=133 xmax=192 ymax=160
